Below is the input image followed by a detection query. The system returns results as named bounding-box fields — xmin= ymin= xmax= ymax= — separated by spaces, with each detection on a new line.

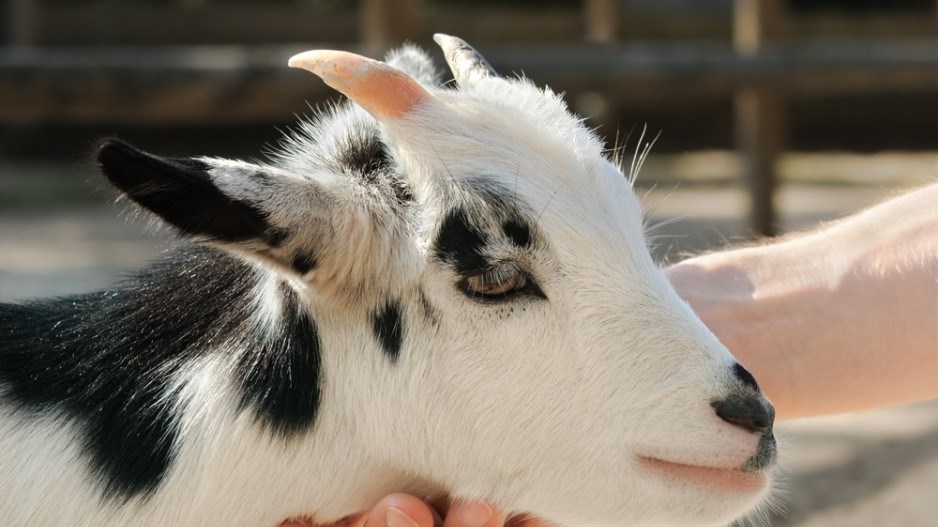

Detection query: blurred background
xmin=1 ymin=1 xmax=936 ymax=525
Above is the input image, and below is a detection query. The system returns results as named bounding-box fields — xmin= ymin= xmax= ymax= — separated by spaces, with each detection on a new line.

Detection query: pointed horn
xmin=433 ymin=33 xmax=497 ymax=87
xmin=289 ymin=49 xmax=433 ymax=120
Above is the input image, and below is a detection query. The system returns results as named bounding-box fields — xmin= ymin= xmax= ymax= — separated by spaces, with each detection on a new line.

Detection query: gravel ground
xmin=1 ymin=171 xmax=935 ymax=526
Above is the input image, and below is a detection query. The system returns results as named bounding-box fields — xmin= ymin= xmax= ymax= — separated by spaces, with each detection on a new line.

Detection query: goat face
xmin=98 ymin=36 xmax=776 ymax=526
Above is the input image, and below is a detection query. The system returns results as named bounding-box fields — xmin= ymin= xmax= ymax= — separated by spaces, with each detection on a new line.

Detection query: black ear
xmin=96 ymin=139 xmax=280 ymax=244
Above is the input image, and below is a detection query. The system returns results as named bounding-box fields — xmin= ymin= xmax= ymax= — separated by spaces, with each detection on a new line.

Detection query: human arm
xmin=667 ymin=183 xmax=938 ymax=420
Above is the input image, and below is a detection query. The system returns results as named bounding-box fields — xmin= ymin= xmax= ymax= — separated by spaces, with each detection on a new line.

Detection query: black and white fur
xmin=0 ymin=37 xmax=776 ymax=526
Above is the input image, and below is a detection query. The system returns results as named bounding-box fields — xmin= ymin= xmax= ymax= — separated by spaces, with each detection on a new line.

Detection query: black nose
xmin=712 ymin=394 xmax=775 ymax=434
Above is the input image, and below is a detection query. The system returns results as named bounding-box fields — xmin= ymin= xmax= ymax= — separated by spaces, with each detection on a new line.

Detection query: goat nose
xmin=712 ymin=394 xmax=775 ymax=434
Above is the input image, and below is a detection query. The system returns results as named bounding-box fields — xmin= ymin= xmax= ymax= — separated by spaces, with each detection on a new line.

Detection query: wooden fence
xmin=3 ymin=0 xmax=938 ymax=235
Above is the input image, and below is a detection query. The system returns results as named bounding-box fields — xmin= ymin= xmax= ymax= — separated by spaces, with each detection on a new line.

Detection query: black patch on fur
xmin=418 ymin=289 xmax=440 ymax=324
xmin=0 ymin=246 xmax=255 ymax=502
xmin=264 ymin=227 xmax=290 ymax=247
xmin=733 ymin=362 xmax=760 ymax=391
xmin=338 ymin=129 xmax=392 ymax=177
xmin=291 ymin=252 xmax=317 ymax=275
xmin=434 ymin=208 xmax=490 ymax=274
xmin=372 ymin=301 xmax=404 ymax=361
xmin=96 ymin=139 xmax=285 ymax=246
xmin=338 ymin=128 xmax=413 ymax=204
xmin=464 ymin=179 xmax=540 ymax=250
xmin=501 ymin=218 xmax=532 ymax=248
xmin=236 ymin=283 xmax=322 ymax=438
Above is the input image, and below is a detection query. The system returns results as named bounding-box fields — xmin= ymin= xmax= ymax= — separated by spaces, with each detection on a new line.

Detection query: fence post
xmin=8 ymin=0 xmax=37 ymax=48
xmin=733 ymin=0 xmax=787 ymax=237
xmin=360 ymin=0 xmax=419 ymax=52
xmin=584 ymin=0 xmax=621 ymax=42
xmin=582 ymin=0 xmax=621 ymax=143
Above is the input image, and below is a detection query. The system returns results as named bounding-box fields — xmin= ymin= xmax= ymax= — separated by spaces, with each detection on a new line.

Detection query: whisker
xmin=632 ymin=130 xmax=661 ymax=186
xmin=628 ymin=124 xmax=648 ymax=186
xmin=428 ymin=143 xmax=458 ymax=186
xmin=536 ymin=185 xmax=565 ymax=225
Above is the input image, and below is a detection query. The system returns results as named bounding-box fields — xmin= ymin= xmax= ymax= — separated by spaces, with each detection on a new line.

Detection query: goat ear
xmin=96 ymin=139 xmax=283 ymax=246
xmin=289 ymin=50 xmax=434 ymax=121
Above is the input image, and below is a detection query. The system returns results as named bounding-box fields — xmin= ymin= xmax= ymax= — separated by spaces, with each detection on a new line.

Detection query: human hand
xmin=279 ymin=493 xmax=546 ymax=527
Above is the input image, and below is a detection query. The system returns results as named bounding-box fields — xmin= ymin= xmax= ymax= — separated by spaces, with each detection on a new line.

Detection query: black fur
xmin=501 ymin=218 xmax=532 ymax=248
xmin=733 ymin=362 xmax=760 ymax=391
xmin=236 ymin=282 xmax=322 ymax=438
xmin=434 ymin=208 xmax=490 ymax=275
xmin=418 ymin=289 xmax=440 ymax=325
xmin=0 ymin=246 xmax=322 ymax=501
xmin=337 ymin=127 xmax=392 ymax=178
xmin=291 ymin=252 xmax=318 ymax=275
xmin=0 ymin=247 xmax=251 ymax=500
xmin=372 ymin=301 xmax=404 ymax=361
xmin=336 ymin=125 xmax=412 ymax=204
xmin=96 ymin=139 xmax=287 ymax=246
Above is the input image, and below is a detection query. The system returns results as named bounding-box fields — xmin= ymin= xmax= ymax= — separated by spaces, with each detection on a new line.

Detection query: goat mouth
xmin=637 ymin=456 xmax=767 ymax=493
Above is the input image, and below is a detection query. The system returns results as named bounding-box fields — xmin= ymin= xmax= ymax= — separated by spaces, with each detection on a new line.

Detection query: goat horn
xmin=289 ymin=50 xmax=433 ymax=120
xmin=433 ymin=33 xmax=497 ymax=86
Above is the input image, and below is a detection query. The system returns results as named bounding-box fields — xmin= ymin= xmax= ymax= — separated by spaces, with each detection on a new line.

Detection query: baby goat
xmin=0 ymin=36 xmax=776 ymax=526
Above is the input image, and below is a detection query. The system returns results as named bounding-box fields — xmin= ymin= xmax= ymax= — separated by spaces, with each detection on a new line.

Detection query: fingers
xmin=276 ymin=494 xmax=547 ymax=527
xmin=364 ymin=494 xmax=506 ymax=527
xmin=444 ymin=501 xmax=505 ymax=527
xmin=366 ymin=493 xmax=443 ymax=527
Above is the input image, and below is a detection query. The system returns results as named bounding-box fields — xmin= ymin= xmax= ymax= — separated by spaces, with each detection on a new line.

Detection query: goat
xmin=0 ymin=35 xmax=776 ymax=527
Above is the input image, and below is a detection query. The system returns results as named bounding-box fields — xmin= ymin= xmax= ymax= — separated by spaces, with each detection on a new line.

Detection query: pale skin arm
xmin=667 ymin=182 xmax=938 ymax=420
xmin=282 ymin=183 xmax=938 ymax=527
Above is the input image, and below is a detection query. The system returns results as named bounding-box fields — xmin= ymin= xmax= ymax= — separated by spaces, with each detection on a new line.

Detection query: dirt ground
xmin=1 ymin=170 xmax=936 ymax=526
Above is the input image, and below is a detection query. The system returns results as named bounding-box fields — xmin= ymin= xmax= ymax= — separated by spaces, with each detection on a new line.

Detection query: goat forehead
xmin=279 ymin=77 xmax=605 ymax=190
xmin=415 ymin=91 xmax=602 ymax=176
xmin=276 ymin=83 xmax=638 ymax=252
xmin=428 ymin=158 xmax=640 ymax=253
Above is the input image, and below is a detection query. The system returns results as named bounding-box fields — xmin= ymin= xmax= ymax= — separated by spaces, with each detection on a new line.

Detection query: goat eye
xmin=461 ymin=263 xmax=529 ymax=300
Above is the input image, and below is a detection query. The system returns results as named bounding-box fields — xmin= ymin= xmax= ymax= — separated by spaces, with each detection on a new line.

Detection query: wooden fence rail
xmin=4 ymin=40 xmax=937 ymax=122
xmin=3 ymin=0 xmax=938 ymax=235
